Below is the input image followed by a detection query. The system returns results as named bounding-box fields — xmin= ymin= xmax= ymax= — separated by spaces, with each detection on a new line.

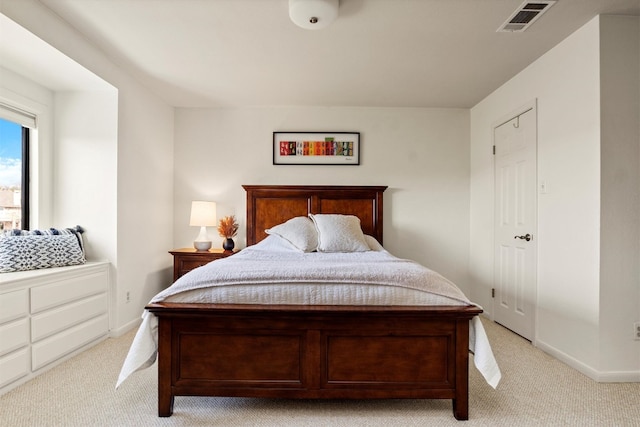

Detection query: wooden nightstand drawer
xmin=169 ymin=248 xmax=236 ymax=282
xmin=177 ymin=257 xmax=212 ymax=274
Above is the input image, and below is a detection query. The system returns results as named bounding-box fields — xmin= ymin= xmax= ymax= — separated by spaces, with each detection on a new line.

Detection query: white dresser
xmin=0 ymin=262 xmax=110 ymax=395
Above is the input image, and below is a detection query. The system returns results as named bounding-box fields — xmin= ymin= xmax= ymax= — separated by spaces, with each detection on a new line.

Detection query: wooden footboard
xmin=146 ymin=303 xmax=482 ymax=420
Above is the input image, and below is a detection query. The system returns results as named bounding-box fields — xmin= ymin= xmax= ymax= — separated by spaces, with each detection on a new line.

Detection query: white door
xmin=493 ymin=108 xmax=537 ymax=341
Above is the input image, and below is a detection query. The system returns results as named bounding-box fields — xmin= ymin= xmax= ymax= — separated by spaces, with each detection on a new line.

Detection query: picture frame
xmin=273 ymin=132 xmax=360 ymax=165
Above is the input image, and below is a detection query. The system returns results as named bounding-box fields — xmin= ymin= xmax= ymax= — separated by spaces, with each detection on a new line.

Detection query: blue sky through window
xmin=0 ymin=118 xmax=22 ymax=188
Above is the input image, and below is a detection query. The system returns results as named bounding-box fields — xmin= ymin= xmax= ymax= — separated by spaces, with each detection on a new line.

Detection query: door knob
xmin=514 ymin=233 xmax=532 ymax=241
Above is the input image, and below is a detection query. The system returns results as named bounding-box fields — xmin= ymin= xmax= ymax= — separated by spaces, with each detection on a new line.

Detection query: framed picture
xmin=273 ymin=132 xmax=360 ymax=165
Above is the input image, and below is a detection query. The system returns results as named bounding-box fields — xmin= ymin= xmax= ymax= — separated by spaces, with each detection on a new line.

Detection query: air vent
xmin=497 ymin=1 xmax=556 ymax=32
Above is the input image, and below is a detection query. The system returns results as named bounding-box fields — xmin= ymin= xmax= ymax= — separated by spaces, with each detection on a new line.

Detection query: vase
xmin=222 ymin=238 xmax=235 ymax=251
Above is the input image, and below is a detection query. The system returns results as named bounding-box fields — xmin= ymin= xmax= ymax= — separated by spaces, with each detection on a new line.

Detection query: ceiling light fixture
xmin=289 ymin=0 xmax=339 ymax=30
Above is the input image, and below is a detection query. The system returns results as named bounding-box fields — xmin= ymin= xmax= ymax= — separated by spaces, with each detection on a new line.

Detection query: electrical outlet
xmin=635 ymin=322 xmax=640 ymax=341
xmin=126 ymin=291 xmax=130 ymax=303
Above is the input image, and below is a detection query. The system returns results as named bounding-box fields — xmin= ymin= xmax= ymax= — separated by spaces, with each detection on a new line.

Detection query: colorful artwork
xmin=273 ymin=132 xmax=360 ymax=165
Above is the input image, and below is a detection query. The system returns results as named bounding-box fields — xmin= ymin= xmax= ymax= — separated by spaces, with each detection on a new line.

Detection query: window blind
xmin=0 ymin=103 xmax=37 ymax=129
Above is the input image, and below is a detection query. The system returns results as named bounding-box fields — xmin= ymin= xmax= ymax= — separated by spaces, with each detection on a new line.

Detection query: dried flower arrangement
xmin=217 ymin=215 xmax=239 ymax=239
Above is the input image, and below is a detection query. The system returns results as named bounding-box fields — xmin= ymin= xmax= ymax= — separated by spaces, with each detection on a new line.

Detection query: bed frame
xmin=147 ymin=185 xmax=482 ymax=420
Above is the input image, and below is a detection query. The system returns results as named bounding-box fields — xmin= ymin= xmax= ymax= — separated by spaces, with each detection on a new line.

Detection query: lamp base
xmin=194 ymin=241 xmax=212 ymax=251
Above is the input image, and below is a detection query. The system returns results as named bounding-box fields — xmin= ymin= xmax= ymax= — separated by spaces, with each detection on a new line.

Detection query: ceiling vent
xmin=497 ymin=1 xmax=556 ymax=32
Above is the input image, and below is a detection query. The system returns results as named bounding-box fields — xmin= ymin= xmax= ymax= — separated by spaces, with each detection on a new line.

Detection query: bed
xmin=117 ymin=185 xmax=499 ymax=421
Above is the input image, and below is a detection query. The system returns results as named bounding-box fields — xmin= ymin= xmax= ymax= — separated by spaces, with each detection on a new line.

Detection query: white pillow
xmin=265 ymin=216 xmax=318 ymax=252
xmin=309 ymin=214 xmax=370 ymax=253
xmin=363 ymin=234 xmax=384 ymax=251
xmin=252 ymin=235 xmax=303 ymax=252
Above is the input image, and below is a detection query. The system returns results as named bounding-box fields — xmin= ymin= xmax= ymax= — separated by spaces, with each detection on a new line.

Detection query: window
xmin=0 ymin=106 xmax=33 ymax=231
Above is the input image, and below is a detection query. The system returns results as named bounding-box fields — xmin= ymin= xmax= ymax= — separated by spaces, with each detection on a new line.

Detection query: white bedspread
xmin=117 ymin=236 xmax=501 ymax=389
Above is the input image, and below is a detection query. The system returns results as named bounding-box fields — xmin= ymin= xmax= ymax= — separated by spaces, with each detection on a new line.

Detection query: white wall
xmin=1 ymin=1 xmax=175 ymax=334
xmin=53 ymin=91 xmax=117 ymax=265
xmin=471 ymin=15 xmax=640 ymax=380
xmin=174 ymin=107 xmax=472 ymax=293
xmin=115 ymin=85 xmax=174 ymax=330
xmin=598 ymin=15 xmax=640 ymax=376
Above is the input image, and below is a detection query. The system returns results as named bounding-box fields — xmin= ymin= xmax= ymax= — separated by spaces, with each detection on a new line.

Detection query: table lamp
xmin=189 ymin=201 xmax=216 ymax=251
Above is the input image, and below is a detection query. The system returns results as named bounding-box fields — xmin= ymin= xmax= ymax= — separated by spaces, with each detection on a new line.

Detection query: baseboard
xmin=109 ymin=317 xmax=142 ymax=338
xmin=595 ymin=370 xmax=640 ymax=382
xmin=536 ymin=340 xmax=640 ymax=383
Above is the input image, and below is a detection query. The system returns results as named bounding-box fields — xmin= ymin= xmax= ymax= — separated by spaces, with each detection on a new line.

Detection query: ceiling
xmin=30 ymin=0 xmax=640 ymax=108
xmin=0 ymin=13 xmax=112 ymax=92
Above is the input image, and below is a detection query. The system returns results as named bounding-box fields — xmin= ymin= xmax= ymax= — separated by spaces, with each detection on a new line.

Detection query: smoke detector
xmin=497 ymin=1 xmax=557 ymax=32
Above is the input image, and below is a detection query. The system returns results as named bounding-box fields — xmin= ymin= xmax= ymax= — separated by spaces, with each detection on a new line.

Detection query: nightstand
xmin=169 ymin=248 xmax=235 ymax=282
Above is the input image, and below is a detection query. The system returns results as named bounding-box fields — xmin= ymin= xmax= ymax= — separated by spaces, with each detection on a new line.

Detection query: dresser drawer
xmin=0 ymin=348 xmax=29 ymax=389
xmin=170 ymin=248 xmax=235 ymax=281
xmin=0 ymin=318 xmax=29 ymax=357
xmin=31 ymin=294 xmax=108 ymax=342
xmin=32 ymin=314 xmax=109 ymax=371
xmin=177 ymin=257 xmax=212 ymax=275
xmin=0 ymin=262 xmax=110 ymax=396
xmin=31 ymin=271 xmax=107 ymax=314
xmin=0 ymin=289 xmax=28 ymax=324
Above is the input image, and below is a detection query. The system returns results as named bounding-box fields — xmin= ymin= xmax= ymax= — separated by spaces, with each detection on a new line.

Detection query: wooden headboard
xmin=243 ymin=185 xmax=387 ymax=246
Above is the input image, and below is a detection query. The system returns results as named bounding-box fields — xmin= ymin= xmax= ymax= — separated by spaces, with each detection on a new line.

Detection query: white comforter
xmin=117 ymin=236 xmax=501 ymax=389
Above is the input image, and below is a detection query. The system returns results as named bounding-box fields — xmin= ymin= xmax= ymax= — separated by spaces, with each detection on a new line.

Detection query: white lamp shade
xmin=189 ymin=201 xmax=217 ymax=227
xmin=289 ymin=0 xmax=339 ymax=30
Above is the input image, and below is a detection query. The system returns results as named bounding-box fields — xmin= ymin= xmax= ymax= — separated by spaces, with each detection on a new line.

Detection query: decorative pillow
xmin=309 ymin=214 xmax=370 ymax=253
xmin=265 ymin=216 xmax=318 ymax=252
xmin=2 ymin=226 xmax=85 ymax=253
xmin=0 ymin=226 xmax=86 ymax=273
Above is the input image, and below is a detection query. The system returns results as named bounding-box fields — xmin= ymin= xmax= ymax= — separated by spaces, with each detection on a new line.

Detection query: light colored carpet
xmin=1 ymin=317 xmax=638 ymax=426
